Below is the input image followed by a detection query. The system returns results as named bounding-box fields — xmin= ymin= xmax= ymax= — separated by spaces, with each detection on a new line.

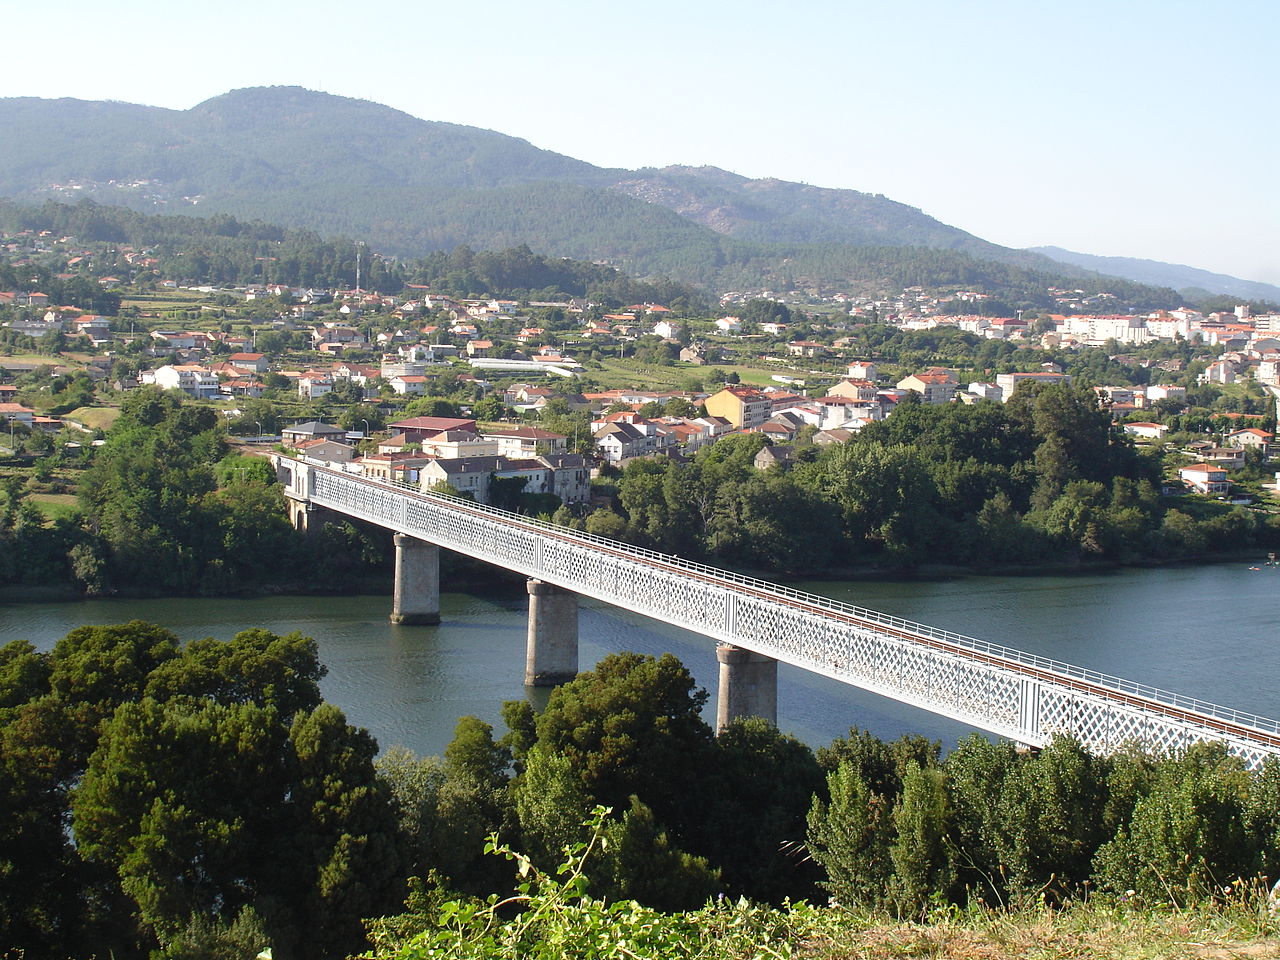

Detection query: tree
xmin=49 ymin=620 xmax=181 ymax=748
xmin=806 ymin=762 xmax=892 ymax=908
xmin=889 ymin=762 xmax=953 ymax=915
xmin=705 ymin=717 xmax=824 ymax=902
xmin=596 ymin=797 xmax=721 ymax=910
xmin=281 ymin=704 xmax=404 ymax=959
xmin=72 ymin=696 xmax=401 ymax=960
xmin=0 ymin=656 xmax=84 ymax=955
xmin=708 ymin=472 xmax=842 ymax=571
xmin=803 ymin=441 xmax=940 ymax=563
xmin=431 ymin=717 xmax=514 ymax=893
xmin=375 ymin=746 xmax=445 ymax=882
xmin=992 ymin=735 xmax=1105 ymax=896
xmin=214 ymin=453 xmax=275 ymax=487
xmin=512 ymin=745 xmax=591 ymax=872
xmin=144 ymin=628 xmax=326 ymax=718
xmin=532 ymin=653 xmax=714 ymax=840
xmin=944 ymin=735 xmax=1018 ymax=899
xmin=77 ymin=390 xmax=227 ymax=590
xmin=402 ymin=396 xmax=461 ymax=420
xmin=817 ymin=728 xmax=940 ymax=800
xmin=1093 ymin=743 xmax=1257 ymax=903
xmin=472 ymin=395 xmax=508 ymax=422
xmin=72 ymin=699 xmax=291 ymax=948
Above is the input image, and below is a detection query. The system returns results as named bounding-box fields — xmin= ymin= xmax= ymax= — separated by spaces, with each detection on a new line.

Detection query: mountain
xmin=0 ymin=86 xmax=1178 ymax=307
xmin=611 ymin=165 xmax=1048 ymax=267
xmin=1030 ymin=246 xmax=1280 ymax=304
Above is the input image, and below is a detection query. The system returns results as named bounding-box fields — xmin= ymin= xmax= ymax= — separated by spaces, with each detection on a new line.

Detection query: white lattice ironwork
xmin=282 ymin=460 xmax=1280 ymax=769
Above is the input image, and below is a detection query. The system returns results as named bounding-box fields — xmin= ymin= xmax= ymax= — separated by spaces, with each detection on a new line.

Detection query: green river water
xmin=2 ymin=562 xmax=1275 ymax=757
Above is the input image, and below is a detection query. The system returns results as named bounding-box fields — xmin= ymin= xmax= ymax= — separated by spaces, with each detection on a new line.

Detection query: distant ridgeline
xmin=0 ymin=86 xmax=1183 ymax=308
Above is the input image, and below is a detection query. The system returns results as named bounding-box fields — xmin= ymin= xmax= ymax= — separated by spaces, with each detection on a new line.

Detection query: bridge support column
xmin=716 ymin=644 xmax=777 ymax=733
xmin=391 ymin=534 xmax=440 ymax=625
xmin=525 ymin=579 xmax=578 ymax=686
xmin=287 ymin=498 xmax=312 ymax=532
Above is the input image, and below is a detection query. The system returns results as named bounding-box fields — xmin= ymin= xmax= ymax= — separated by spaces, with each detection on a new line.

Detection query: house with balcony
xmin=1179 ymin=463 xmax=1230 ymax=494
xmin=594 ymin=420 xmax=656 ymax=462
xmin=482 ymin=425 xmax=568 ymax=458
xmin=297 ymin=371 xmax=334 ymax=399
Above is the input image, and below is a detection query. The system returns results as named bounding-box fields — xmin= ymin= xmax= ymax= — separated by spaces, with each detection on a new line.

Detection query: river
xmin=2 ymin=562 xmax=1277 ymax=757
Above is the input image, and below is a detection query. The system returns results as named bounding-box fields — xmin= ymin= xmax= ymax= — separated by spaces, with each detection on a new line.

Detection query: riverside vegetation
xmin=582 ymin=382 xmax=1280 ymax=572
xmin=4 ymin=381 xmax=1279 ymax=602
xmin=4 ymin=622 xmax=1280 ymax=959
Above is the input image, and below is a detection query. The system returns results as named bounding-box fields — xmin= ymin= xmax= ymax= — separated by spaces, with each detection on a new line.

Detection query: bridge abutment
xmin=716 ymin=643 xmax=777 ymax=733
xmin=525 ymin=579 xmax=578 ymax=686
xmin=391 ymin=534 xmax=441 ymax=625
xmin=287 ymin=497 xmax=312 ymax=532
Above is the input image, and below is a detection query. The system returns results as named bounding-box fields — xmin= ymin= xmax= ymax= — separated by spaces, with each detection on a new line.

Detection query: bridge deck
xmin=280 ymin=459 xmax=1280 ymax=769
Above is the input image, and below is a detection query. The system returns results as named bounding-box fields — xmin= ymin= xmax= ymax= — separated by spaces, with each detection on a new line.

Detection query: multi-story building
xmin=896 ymin=372 xmax=957 ymax=405
xmin=994 ymin=371 xmax=1070 ymax=400
xmin=704 ymin=386 xmax=772 ymax=429
xmin=143 ymin=364 xmax=220 ymax=399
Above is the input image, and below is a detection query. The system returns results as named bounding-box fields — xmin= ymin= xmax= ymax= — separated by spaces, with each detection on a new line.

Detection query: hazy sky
xmin=6 ymin=0 xmax=1278 ymax=285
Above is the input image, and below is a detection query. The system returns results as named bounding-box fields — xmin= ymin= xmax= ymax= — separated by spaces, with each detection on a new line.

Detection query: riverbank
xmin=6 ymin=544 xmax=1274 ymax=611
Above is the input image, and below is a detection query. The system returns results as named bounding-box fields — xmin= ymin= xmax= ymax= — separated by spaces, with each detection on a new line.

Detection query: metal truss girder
xmin=285 ymin=463 xmax=1280 ymax=770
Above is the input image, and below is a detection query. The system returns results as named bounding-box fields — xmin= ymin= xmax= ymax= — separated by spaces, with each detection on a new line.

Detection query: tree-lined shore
xmin=4 ymin=621 xmax=1279 ymax=959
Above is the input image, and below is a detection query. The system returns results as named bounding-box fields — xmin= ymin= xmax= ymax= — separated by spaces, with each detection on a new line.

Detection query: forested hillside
xmin=0 ymin=199 xmax=703 ymax=304
xmin=0 ymin=86 xmax=1179 ymax=302
xmin=0 ymin=194 xmax=1183 ymax=311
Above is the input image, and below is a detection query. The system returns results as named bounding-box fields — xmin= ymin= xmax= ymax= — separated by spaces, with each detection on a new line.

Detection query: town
xmin=1 ymin=221 xmax=1278 ymax=515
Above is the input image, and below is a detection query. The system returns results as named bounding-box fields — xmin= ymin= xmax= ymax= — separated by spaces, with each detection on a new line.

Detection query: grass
xmin=27 ymin=493 xmax=79 ymax=523
xmin=0 ymin=352 xmax=82 ymax=369
xmin=372 ymin=815 xmax=1280 ymax=960
xmin=788 ymin=899 xmax=1280 ymax=959
xmin=119 ymin=290 xmax=208 ymax=310
xmin=717 ymin=363 xmax=793 ymax=386
xmin=587 ymin=357 xmax=793 ymax=390
xmin=371 ymin=886 xmax=1280 ymax=960
xmin=63 ymin=405 xmax=121 ymax=431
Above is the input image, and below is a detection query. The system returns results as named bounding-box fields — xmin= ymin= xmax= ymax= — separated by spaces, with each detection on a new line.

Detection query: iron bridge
xmin=281 ymin=460 xmax=1280 ymax=769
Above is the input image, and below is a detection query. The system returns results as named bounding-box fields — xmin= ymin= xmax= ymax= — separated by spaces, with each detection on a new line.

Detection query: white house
xmin=389 ymin=375 xmax=428 ymax=396
xmin=297 ymin=372 xmax=334 ymax=399
xmin=1122 ymin=422 xmax=1169 ymax=440
xmin=144 ymin=364 xmax=220 ymax=399
xmin=1179 ymin=463 xmax=1229 ymax=494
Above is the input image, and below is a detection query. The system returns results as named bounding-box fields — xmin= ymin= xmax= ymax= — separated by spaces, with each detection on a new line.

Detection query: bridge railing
xmin=306 ymin=465 xmax=1280 ymax=742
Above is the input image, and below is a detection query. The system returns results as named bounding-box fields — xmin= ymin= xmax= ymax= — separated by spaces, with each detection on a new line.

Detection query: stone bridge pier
xmin=525 ymin=579 xmax=578 ymax=686
xmin=390 ymin=534 xmax=441 ymax=625
xmin=715 ymin=644 xmax=777 ymax=732
xmin=382 ymin=527 xmax=779 ymax=731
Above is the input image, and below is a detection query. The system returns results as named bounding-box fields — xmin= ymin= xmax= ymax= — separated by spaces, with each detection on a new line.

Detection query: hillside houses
xmin=897 ymin=370 xmax=957 ymax=405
